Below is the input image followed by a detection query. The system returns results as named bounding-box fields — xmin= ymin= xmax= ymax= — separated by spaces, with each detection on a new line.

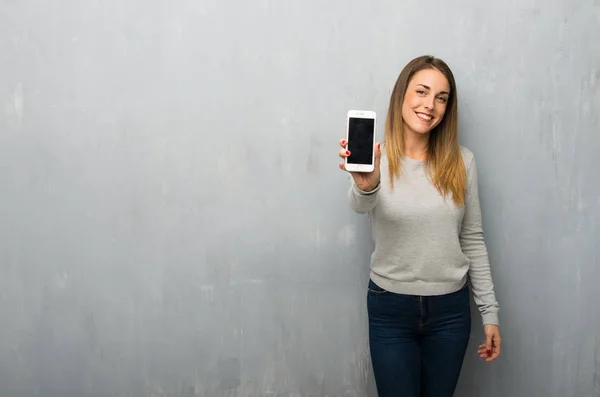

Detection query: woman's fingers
xmin=477 ymin=342 xmax=500 ymax=361
xmin=338 ymin=138 xmax=349 ymax=172
xmin=477 ymin=343 xmax=488 ymax=358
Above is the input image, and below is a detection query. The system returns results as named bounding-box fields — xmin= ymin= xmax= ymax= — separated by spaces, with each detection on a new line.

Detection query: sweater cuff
xmin=482 ymin=312 xmax=499 ymax=326
xmin=354 ymin=182 xmax=380 ymax=196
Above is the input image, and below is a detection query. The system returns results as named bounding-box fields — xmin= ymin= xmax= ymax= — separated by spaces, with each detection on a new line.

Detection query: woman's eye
xmin=438 ymin=96 xmax=448 ymax=102
xmin=417 ymin=90 xmax=425 ymax=95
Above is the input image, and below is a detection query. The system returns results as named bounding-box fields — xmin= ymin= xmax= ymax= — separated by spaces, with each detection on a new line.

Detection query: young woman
xmin=338 ymin=55 xmax=502 ymax=397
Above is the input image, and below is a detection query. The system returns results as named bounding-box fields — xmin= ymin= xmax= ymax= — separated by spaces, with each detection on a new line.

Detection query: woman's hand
xmin=477 ymin=324 xmax=502 ymax=362
xmin=338 ymin=138 xmax=382 ymax=192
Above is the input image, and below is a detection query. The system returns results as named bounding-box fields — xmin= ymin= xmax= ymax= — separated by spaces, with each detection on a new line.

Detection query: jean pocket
xmin=367 ymin=279 xmax=389 ymax=295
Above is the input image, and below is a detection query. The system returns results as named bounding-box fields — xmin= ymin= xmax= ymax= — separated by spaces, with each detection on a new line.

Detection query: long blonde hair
xmin=384 ymin=55 xmax=466 ymax=206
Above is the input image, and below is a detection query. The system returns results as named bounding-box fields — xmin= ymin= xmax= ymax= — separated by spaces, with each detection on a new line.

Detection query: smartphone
xmin=345 ymin=110 xmax=376 ymax=173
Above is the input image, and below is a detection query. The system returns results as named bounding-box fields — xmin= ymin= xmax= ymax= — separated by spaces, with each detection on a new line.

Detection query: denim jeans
xmin=367 ymin=278 xmax=471 ymax=397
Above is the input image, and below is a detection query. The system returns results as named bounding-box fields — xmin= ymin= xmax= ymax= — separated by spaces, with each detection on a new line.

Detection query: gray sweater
xmin=348 ymin=146 xmax=500 ymax=325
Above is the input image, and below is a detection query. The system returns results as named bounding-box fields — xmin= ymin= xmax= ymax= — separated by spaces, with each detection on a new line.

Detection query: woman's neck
xmin=403 ymin=129 xmax=430 ymax=160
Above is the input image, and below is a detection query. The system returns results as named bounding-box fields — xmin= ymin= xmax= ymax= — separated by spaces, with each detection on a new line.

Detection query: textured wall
xmin=0 ymin=0 xmax=598 ymax=396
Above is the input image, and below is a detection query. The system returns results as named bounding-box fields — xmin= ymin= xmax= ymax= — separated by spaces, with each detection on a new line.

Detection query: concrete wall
xmin=1 ymin=0 xmax=598 ymax=396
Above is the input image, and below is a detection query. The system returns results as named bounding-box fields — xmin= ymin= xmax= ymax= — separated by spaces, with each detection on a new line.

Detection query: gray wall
xmin=1 ymin=0 xmax=598 ymax=396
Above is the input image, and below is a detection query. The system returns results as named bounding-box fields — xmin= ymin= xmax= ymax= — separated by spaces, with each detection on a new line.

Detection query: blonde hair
xmin=384 ymin=55 xmax=466 ymax=206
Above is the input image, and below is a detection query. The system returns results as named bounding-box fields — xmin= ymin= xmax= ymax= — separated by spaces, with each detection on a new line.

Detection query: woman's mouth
xmin=415 ymin=112 xmax=433 ymax=122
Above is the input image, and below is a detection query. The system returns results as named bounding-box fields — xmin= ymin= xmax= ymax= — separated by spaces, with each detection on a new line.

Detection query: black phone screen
xmin=347 ymin=117 xmax=375 ymax=165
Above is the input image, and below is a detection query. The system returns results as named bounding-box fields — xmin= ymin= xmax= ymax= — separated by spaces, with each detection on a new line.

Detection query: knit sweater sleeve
xmin=347 ymin=178 xmax=380 ymax=214
xmin=460 ymin=154 xmax=500 ymax=326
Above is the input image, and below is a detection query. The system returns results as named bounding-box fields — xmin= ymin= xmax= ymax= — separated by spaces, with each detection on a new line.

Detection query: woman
xmin=338 ymin=55 xmax=502 ymax=397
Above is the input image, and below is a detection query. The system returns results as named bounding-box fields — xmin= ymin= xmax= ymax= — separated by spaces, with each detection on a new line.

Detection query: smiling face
xmin=401 ymin=68 xmax=450 ymax=136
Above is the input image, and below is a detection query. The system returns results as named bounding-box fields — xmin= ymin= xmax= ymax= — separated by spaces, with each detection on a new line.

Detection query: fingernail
xmin=377 ymin=143 xmax=380 ymax=149
xmin=346 ymin=150 xmax=350 ymax=155
xmin=487 ymin=350 xmax=491 ymax=356
xmin=342 ymin=140 xmax=346 ymax=145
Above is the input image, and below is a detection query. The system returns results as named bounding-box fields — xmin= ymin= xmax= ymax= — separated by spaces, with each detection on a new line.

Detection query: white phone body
xmin=345 ymin=110 xmax=376 ymax=173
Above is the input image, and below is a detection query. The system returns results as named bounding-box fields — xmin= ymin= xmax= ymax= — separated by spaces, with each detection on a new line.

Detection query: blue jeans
xmin=367 ymin=278 xmax=471 ymax=397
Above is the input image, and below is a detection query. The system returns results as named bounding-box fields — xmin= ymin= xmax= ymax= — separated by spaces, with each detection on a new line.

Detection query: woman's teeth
xmin=416 ymin=112 xmax=432 ymax=121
